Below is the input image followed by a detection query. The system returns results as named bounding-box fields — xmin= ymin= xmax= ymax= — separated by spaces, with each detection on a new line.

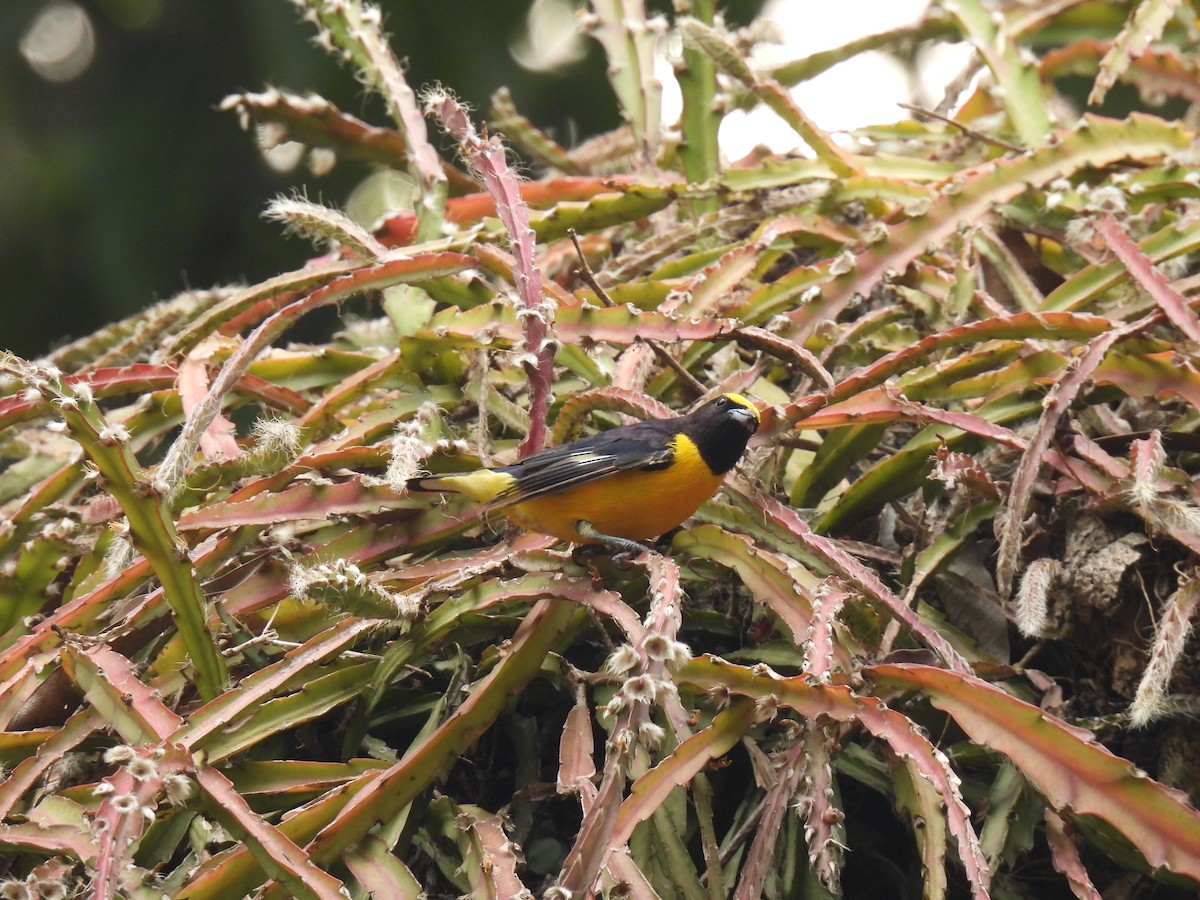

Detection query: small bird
xmin=406 ymin=393 xmax=760 ymax=554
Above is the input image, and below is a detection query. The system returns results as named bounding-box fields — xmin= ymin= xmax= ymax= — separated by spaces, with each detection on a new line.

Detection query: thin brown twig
xmin=899 ymin=102 xmax=1024 ymax=153
xmin=567 ymin=229 xmax=709 ymax=399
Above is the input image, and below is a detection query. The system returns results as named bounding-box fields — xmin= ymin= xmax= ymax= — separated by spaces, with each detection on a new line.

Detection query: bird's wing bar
xmin=489 ymin=431 xmax=674 ymax=508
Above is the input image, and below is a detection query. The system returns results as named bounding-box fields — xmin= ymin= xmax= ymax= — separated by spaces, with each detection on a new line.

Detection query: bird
xmin=405 ymin=393 xmax=760 ymax=554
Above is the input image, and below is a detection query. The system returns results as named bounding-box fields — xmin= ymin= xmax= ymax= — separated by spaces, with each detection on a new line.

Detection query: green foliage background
xmin=1 ymin=1 xmax=596 ymax=357
xmin=3 ymin=1 xmax=1200 ymax=898
xmin=0 ymin=1 xmax=766 ymax=359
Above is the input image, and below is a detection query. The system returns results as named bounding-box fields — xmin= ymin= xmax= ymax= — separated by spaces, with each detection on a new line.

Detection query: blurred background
xmin=2 ymin=0 xmax=953 ymax=359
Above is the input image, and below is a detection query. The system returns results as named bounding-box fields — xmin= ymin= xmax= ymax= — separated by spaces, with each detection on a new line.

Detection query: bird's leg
xmin=575 ymin=520 xmax=653 ymax=558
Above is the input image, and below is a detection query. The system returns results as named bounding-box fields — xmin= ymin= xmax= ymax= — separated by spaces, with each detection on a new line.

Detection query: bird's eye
xmin=716 ymin=396 xmax=729 ymax=409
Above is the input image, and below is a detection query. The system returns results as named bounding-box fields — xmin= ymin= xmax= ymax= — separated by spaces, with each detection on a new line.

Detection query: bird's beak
xmin=732 ymin=406 xmax=759 ymax=433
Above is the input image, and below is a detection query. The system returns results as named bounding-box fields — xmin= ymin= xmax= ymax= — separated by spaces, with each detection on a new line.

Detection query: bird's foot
xmin=575 ymin=520 xmax=653 ymax=563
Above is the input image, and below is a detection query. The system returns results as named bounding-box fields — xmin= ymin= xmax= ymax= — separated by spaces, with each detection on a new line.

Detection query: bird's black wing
xmin=489 ymin=420 xmax=677 ymax=507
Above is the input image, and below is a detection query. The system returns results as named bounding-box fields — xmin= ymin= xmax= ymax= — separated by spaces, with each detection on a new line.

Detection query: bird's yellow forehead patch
xmin=723 ymin=393 xmax=760 ymax=422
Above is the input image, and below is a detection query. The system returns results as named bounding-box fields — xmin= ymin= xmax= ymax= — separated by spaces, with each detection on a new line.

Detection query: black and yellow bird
xmin=406 ymin=393 xmax=760 ymax=553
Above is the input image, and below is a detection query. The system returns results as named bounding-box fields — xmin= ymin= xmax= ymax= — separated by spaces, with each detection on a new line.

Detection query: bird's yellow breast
xmin=501 ymin=433 xmax=723 ymax=543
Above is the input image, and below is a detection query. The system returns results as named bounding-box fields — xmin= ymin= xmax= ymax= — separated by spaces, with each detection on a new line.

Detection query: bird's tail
xmin=404 ymin=469 xmax=513 ymax=504
xmin=404 ymin=474 xmax=457 ymax=494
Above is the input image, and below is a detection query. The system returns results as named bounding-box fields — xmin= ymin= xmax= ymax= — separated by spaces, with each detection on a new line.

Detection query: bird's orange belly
xmin=504 ymin=455 xmax=723 ymax=543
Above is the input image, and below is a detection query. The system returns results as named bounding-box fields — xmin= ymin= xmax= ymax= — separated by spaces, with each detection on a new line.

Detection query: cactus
xmin=3 ymin=2 xmax=1200 ymax=897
